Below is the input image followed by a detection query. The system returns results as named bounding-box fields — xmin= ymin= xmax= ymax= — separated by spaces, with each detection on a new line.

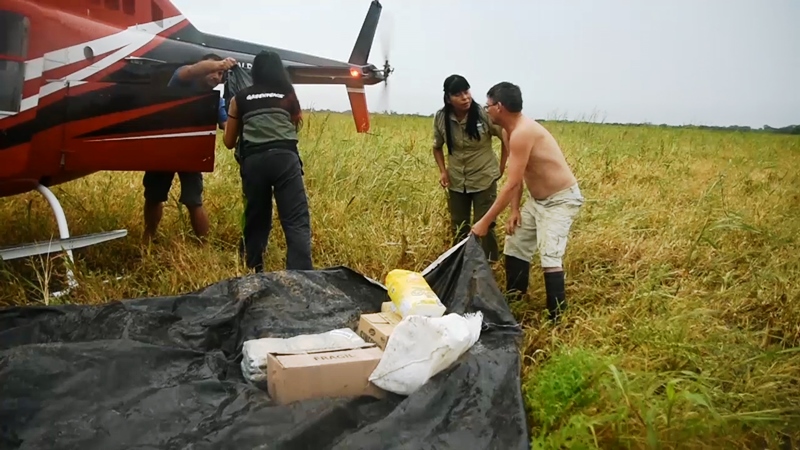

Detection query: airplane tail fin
xmin=346 ymin=84 xmax=370 ymax=133
xmin=348 ymin=0 xmax=382 ymax=65
xmin=346 ymin=0 xmax=383 ymax=133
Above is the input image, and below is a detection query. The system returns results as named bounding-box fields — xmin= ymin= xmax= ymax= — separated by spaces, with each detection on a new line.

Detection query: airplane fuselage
xmin=0 ymin=0 xmax=384 ymax=198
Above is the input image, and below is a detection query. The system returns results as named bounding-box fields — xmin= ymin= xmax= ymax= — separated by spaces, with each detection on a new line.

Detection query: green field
xmin=1 ymin=111 xmax=799 ymax=448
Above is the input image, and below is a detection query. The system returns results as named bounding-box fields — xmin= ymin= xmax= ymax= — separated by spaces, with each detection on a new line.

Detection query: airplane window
xmin=104 ymin=0 xmax=120 ymax=11
xmin=122 ymin=0 xmax=135 ymax=15
xmin=0 ymin=11 xmax=28 ymax=114
xmin=0 ymin=61 xmax=24 ymax=114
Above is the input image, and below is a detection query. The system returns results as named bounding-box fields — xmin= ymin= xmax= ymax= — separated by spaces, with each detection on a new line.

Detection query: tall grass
xmin=1 ymin=111 xmax=798 ymax=448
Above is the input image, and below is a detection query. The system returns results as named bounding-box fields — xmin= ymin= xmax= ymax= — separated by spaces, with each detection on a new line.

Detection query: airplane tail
xmin=149 ymin=0 xmax=386 ymax=133
xmin=346 ymin=0 xmax=383 ymax=133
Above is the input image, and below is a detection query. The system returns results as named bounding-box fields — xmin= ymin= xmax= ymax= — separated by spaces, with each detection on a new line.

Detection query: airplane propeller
xmin=378 ymin=7 xmax=394 ymax=113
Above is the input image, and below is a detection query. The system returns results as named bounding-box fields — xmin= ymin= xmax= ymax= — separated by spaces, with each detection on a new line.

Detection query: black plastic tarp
xmin=223 ymin=64 xmax=252 ymax=112
xmin=0 ymin=236 xmax=530 ymax=449
xmin=222 ymin=64 xmax=251 ymax=164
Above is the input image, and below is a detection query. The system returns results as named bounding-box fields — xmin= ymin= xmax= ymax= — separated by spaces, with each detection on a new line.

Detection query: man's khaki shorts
xmin=503 ymin=183 xmax=585 ymax=268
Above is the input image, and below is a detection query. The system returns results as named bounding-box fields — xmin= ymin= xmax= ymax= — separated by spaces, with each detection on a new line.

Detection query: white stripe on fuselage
xmin=20 ymin=15 xmax=185 ymax=111
xmin=83 ymin=130 xmax=217 ymax=142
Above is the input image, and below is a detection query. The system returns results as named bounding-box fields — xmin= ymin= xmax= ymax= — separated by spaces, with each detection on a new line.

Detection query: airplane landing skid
xmin=0 ymin=184 xmax=128 ymax=301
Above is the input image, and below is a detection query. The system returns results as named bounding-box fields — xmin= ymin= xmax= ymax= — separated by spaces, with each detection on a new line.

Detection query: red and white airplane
xmin=0 ymin=0 xmax=391 ymax=294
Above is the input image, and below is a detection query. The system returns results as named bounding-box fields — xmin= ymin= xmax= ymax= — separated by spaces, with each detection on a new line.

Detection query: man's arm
xmin=175 ymin=57 xmax=235 ymax=81
xmin=500 ymin=130 xmax=523 ymax=211
xmin=510 ymin=182 xmax=523 ymax=211
xmin=217 ymin=97 xmax=228 ymax=129
xmin=476 ymin=129 xmax=534 ymax=225
xmin=487 ymin=114 xmax=509 ymax=177
xmin=499 ymin=128 xmax=509 ymax=178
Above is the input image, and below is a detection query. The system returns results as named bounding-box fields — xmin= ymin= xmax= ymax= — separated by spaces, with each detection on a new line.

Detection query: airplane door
xmin=60 ymin=73 xmax=219 ymax=173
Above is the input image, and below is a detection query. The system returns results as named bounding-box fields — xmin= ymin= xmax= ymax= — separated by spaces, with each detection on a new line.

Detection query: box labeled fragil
xmin=266 ymin=344 xmax=385 ymax=405
xmin=357 ymin=312 xmax=402 ymax=350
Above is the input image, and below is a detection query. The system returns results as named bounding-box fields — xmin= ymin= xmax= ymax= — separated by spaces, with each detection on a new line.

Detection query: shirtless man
xmin=471 ymin=81 xmax=585 ymax=321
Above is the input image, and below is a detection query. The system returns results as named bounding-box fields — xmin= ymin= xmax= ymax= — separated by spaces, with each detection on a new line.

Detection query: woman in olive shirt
xmin=432 ymin=74 xmax=508 ymax=262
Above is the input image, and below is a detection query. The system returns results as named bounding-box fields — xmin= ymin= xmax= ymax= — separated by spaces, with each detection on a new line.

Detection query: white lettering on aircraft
xmin=246 ymin=92 xmax=285 ymax=100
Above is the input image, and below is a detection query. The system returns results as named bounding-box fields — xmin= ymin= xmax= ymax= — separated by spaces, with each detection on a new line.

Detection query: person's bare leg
xmin=143 ymin=200 xmax=163 ymax=242
xmin=187 ymin=205 xmax=209 ymax=241
xmin=177 ymin=172 xmax=208 ymax=242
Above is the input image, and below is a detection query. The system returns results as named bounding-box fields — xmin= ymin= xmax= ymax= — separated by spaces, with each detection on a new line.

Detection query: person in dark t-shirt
xmin=142 ymin=53 xmax=236 ymax=243
xmin=222 ymin=50 xmax=312 ymax=272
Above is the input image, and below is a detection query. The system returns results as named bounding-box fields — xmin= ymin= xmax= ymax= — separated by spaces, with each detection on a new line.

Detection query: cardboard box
xmin=357 ymin=312 xmax=402 ymax=350
xmin=266 ymin=345 xmax=385 ymax=405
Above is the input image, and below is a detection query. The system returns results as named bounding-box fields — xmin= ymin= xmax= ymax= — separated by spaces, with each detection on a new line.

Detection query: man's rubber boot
xmin=504 ymin=255 xmax=530 ymax=302
xmin=544 ymin=271 xmax=567 ymax=322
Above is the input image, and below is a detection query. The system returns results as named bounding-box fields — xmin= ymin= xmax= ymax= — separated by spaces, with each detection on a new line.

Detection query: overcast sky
xmin=174 ymin=0 xmax=799 ymax=128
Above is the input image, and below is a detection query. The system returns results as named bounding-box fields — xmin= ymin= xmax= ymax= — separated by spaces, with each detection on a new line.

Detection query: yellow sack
xmin=385 ymin=269 xmax=446 ymax=318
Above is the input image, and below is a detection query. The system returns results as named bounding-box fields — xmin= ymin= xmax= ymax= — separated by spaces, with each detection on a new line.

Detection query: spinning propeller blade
xmin=378 ymin=7 xmax=394 ymax=113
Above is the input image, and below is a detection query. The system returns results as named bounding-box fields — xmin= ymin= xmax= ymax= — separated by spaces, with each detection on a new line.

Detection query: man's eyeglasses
xmin=484 ymin=102 xmax=498 ymax=110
